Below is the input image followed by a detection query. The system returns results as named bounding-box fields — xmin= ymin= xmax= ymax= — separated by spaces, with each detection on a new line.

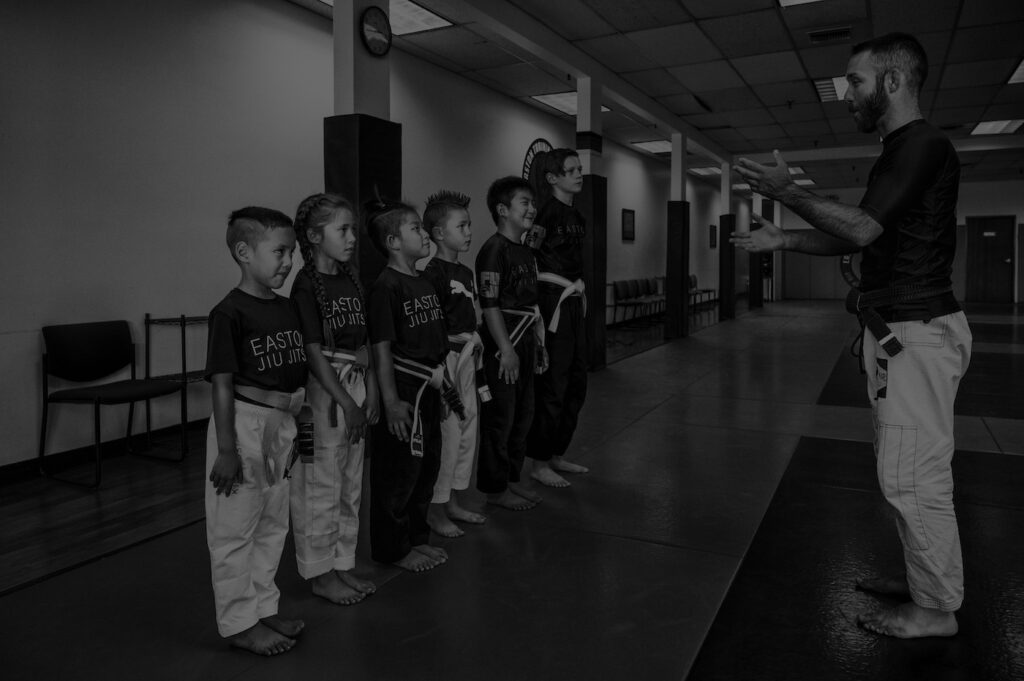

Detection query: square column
xmin=576 ymin=78 xmax=606 ymax=370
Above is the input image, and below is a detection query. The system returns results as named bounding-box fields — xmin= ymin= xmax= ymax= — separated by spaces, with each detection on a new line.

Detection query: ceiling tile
xmin=800 ymin=44 xmax=853 ymax=79
xmin=870 ymin=0 xmax=960 ymax=35
xmin=917 ymin=31 xmax=953 ymax=69
xmin=731 ymin=51 xmax=806 ymax=85
xmin=829 ymin=116 xmax=859 ymax=134
xmin=575 ymin=34 xmax=660 ymax=72
xmin=703 ymin=126 xmax=751 ymax=146
xmin=601 ymin=110 xmax=643 ymax=130
xmin=993 ymin=84 xmax=1024 ymax=104
xmin=624 ymin=23 xmax=722 ymax=67
xmin=657 ymin=92 xmax=710 ymax=115
xmin=958 ymin=0 xmax=1024 ymax=27
xmin=940 ymin=59 xmax=1018 ymax=89
xmin=698 ymin=10 xmax=791 ymax=59
xmin=620 ymin=68 xmax=689 ymax=97
xmin=946 ymin=23 xmax=1024 ymax=63
xmin=769 ymin=102 xmax=826 ymax=123
xmin=753 ymin=80 xmax=819 ymax=107
xmin=782 ymin=120 xmax=832 ymax=137
xmin=581 ymin=0 xmax=693 ymax=32
xmin=824 ymin=101 xmax=854 ymax=119
xmin=738 ymin=124 xmax=786 ymax=140
xmin=929 ymin=106 xmax=987 ymax=127
xmin=680 ymin=0 xmax=774 ymax=20
xmin=394 ymin=37 xmax=466 ymax=73
xmin=931 ymin=86 xmax=999 ymax=109
xmin=724 ymin=109 xmax=776 ymax=127
xmin=401 ymin=26 xmax=520 ymax=71
xmin=472 ymin=62 xmax=569 ymax=97
xmin=984 ymin=101 xmax=1024 ymax=120
xmin=667 ymin=60 xmax=745 ymax=92
xmin=684 ymin=113 xmax=732 ymax=129
xmin=777 ymin=0 xmax=866 ymax=31
xmin=409 ymin=0 xmax=480 ymax=24
xmin=505 ymin=0 xmax=615 ymax=40
xmin=699 ymin=86 xmax=763 ymax=112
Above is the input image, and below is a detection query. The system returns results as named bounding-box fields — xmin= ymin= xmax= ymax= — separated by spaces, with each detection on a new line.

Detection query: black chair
xmin=38 ymin=321 xmax=182 ymax=488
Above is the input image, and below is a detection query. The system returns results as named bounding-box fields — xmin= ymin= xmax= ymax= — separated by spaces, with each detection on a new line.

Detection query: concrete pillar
xmin=665 ymin=133 xmax=690 ymax=339
xmin=576 ymin=77 xmax=607 ymax=369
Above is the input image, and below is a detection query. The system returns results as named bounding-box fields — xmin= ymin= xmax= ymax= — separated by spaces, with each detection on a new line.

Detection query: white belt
xmin=321 ymin=345 xmax=368 ymax=427
xmin=393 ymin=356 xmax=447 ymax=457
xmin=497 ymin=306 xmax=542 ymax=357
xmin=448 ymin=331 xmax=483 ymax=373
xmin=537 ymin=272 xmax=586 ymax=332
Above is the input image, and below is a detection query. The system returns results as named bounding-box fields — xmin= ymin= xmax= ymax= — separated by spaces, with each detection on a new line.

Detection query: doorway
xmin=965 ymin=216 xmax=1015 ymax=303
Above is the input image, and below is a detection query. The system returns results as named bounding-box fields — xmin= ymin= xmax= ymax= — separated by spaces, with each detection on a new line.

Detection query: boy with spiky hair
xmin=420 ymin=190 xmax=489 ymax=537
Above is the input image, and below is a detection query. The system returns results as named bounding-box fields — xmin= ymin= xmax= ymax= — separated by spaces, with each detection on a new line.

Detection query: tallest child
xmin=525 ymin=149 xmax=591 ymax=487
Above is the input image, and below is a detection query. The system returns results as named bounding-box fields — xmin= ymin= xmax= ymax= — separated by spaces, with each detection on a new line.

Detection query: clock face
xmin=361 ymin=6 xmax=392 ymax=57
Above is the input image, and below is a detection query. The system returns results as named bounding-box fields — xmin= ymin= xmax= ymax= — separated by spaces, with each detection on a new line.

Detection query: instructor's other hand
xmin=735 ymin=150 xmax=793 ymax=199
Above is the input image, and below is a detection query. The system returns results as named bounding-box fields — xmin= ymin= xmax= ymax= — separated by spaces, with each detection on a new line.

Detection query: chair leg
xmin=38 ymin=400 xmax=50 ymax=477
xmin=92 ymin=402 xmax=102 ymax=488
xmin=131 ymin=397 xmax=186 ymax=462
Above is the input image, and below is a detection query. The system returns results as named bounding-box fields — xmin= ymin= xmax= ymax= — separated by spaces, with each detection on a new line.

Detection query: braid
xmin=340 ymin=261 xmax=365 ymax=305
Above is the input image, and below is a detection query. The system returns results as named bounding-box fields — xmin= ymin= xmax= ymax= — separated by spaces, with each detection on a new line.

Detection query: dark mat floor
xmin=686 ymin=436 xmax=1024 ymax=681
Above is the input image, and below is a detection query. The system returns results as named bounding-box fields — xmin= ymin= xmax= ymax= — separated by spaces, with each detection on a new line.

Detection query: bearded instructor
xmin=732 ymin=33 xmax=971 ymax=639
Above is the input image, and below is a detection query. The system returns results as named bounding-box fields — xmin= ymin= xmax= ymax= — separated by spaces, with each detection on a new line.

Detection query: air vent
xmin=808 ymin=26 xmax=851 ymax=44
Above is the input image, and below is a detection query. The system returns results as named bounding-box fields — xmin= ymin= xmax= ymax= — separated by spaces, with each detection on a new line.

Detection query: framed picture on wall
xmin=710 ymin=224 xmax=717 ymax=248
xmin=622 ymin=209 xmax=635 ymax=241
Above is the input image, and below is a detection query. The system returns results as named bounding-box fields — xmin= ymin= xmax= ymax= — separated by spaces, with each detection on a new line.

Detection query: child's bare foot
xmin=856 ymin=574 xmax=911 ymax=597
xmin=228 ymin=622 xmax=295 ymax=656
xmin=531 ymin=462 xmax=570 ymax=487
xmin=338 ymin=569 xmax=376 ymax=595
xmin=487 ymin=489 xmax=536 ymax=510
xmin=551 ymin=456 xmax=589 ymax=474
xmin=260 ymin=614 xmax=304 ymax=638
xmin=312 ymin=571 xmax=366 ymax=605
xmin=393 ymin=550 xmax=439 ymax=572
xmin=414 ymin=543 xmax=448 ymax=563
xmin=508 ymin=482 xmax=542 ymax=504
xmin=445 ymin=497 xmax=486 ymax=524
xmin=857 ymin=602 xmax=958 ymax=638
xmin=428 ymin=502 xmax=464 ymax=538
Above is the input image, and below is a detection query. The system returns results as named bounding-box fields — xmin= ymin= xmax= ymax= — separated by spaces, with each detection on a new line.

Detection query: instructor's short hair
xmin=852 ymin=33 xmax=928 ymax=96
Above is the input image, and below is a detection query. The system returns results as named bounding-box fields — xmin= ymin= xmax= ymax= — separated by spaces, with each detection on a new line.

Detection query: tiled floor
xmin=1 ymin=300 xmax=1020 ymax=681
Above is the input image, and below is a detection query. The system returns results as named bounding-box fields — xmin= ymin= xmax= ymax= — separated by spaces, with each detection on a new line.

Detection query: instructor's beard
xmin=851 ymin=79 xmax=889 ymax=134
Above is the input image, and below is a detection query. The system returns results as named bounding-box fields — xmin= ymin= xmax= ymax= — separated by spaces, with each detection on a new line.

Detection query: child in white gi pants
xmin=289 ymin=193 xmax=379 ymax=605
xmin=420 ymin=191 xmax=488 ymax=537
xmin=205 ymin=207 xmax=308 ymax=656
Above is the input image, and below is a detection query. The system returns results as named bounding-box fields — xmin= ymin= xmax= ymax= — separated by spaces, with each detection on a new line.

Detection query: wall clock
xmin=360 ymin=6 xmax=392 ymax=57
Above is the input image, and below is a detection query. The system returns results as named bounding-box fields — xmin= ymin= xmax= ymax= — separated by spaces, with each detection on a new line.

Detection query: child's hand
xmin=343 ymin=403 xmax=368 ymax=444
xmin=210 ymin=451 xmax=242 ymax=496
xmin=498 ymin=348 xmax=520 ymax=384
xmin=365 ymin=395 xmax=380 ymax=426
xmin=535 ymin=346 xmax=549 ymax=374
xmin=385 ymin=399 xmax=414 ymax=441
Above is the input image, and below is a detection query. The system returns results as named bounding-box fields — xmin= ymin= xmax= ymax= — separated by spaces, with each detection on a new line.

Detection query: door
xmin=965 ymin=216 xmax=1015 ymax=303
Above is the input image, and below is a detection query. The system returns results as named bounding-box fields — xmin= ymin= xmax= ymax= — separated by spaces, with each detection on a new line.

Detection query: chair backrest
xmin=690 ymin=274 xmax=698 ymax=289
xmin=626 ymin=279 xmax=640 ymax=298
xmin=42 ymin=321 xmax=133 ymax=382
xmin=613 ymin=280 xmax=629 ymax=301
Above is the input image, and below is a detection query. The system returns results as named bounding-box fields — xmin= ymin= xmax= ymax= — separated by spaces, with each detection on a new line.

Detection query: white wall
xmin=1 ymin=0 xmax=681 ymax=467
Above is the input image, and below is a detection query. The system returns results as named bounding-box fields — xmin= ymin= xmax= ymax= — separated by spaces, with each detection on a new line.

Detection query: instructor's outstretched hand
xmin=735 ymin=150 xmax=793 ymax=200
xmin=731 ymin=214 xmax=785 ymax=253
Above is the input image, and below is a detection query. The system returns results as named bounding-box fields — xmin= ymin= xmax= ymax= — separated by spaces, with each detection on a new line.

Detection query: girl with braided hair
xmin=289 ymin=192 xmax=379 ymax=605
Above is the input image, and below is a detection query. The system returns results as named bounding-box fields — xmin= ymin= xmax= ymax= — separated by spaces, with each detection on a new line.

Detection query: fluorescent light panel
xmin=814 ymin=77 xmax=849 ymax=102
xmin=789 ymin=166 xmax=804 ymax=175
xmin=971 ymin=120 xmax=1024 ymax=135
xmin=633 ymin=140 xmax=673 ymax=154
xmin=390 ymin=0 xmax=451 ymax=35
xmin=1010 ymin=59 xmax=1024 ymax=85
xmin=794 ymin=178 xmax=815 ymax=186
xmin=531 ymin=92 xmax=610 ymax=116
xmin=689 ymin=166 xmax=722 ymax=176
xmin=732 ymin=183 xmax=751 ymax=191
xmin=778 ymin=0 xmax=826 ymax=6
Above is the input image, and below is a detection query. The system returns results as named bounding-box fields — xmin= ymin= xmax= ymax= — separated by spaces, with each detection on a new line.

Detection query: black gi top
xmin=420 ymin=258 xmax=477 ymax=336
xmin=205 ymin=288 xmax=308 ymax=392
xmin=475 ymin=232 xmax=539 ymax=349
xmin=368 ymin=267 xmax=448 ymax=366
xmin=291 ymin=269 xmax=367 ymax=350
xmin=527 ymin=196 xmax=585 ymax=284
xmin=859 ymin=119 xmax=961 ymax=321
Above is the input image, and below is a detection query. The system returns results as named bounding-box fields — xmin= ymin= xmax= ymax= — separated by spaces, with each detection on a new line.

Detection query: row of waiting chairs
xmin=609 ymin=277 xmax=666 ymax=325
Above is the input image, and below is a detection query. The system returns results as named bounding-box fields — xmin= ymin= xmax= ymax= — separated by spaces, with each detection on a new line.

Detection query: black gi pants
xmin=369 ymin=375 xmax=442 ymax=563
xmin=476 ymin=335 xmax=536 ymax=493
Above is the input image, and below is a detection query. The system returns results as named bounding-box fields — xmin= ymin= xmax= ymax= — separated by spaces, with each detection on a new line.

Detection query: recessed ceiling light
xmin=633 ymin=140 xmax=673 ymax=154
xmin=789 ymin=166 xmax=804 ymax=175
xmin=814 ymin=77 xmax=849 ymax=102
xmin=778 ymin=0 xmax=826 ymax=6
xmin=971 ymin=120 xmax=1024 ymax=135
xmin=732 ymin=183 xmax=751 ymax=191
xmin=390 ymin=0 xmax=451 ymax=35
xmin=531 ymin=92 xmax=610 ymax=116
xmin=794 ymin=178 xmax=815 ymax=186
xmin=1009 ymin=59 xmax=1024 ymax=85
xmin=688 ymin=166 xmax=722 ymax=176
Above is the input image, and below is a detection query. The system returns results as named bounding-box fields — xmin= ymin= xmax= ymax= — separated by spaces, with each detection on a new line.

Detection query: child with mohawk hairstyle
xmin=420 ymin=190 xmax=488 ymax=537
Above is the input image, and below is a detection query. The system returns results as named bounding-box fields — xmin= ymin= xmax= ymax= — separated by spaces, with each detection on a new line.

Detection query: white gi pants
xmin=863 ymin=311 xmax=972 ymax=611
xmin=290 ymin=368 xmax=366 ymax=578
xmin=205 ymin=400 xmax=297 ymax=637
xmin=432 ymin=347 xmax=479 ymax=503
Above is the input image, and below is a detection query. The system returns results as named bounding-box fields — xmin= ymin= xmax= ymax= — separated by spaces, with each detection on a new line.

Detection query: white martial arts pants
xmin=290 ymin=368 xmax=366 ymax=578
xmin=863 ymin=311 xmax=972 ymax=611
xmin=431 ymin=347 xmax=479 ymax=503
xmin=205 ymin=399 xmax=297 ymax=637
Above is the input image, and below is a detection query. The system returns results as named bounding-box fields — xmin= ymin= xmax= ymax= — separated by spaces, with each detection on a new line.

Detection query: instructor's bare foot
xmin=508 ymin=482 xmax=542 ymax=504
xmin=260 ymin=614 xmax=304 ymax=638
xmin=856 ymin=574 xmax=911 ymax=597
xmin=338 ymin=569 xmax=376 ymax=595
xmin=428 ymin=502 xmax=464 ymax=538
xmin=414 ymin=544 xmax=448 ymax=563
xmin=551 ymin=456 xmax=589 ymax=474
xmin=393 ymin=550 xmax=439 ymax=573
xmin=531 ymin=462 xmax=569 ymax=488
xmin=228 ymin=622 xmax=295 ymax=656
xmin=858 ymin=602 xmax=958 ymax=638
xmin=312 ymin=571 xmax=366 ymax=605
xmin=446 ymin=498 xmax=486 ymax=525
xmin=487 ymin=490 xmax=536 ymax=510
